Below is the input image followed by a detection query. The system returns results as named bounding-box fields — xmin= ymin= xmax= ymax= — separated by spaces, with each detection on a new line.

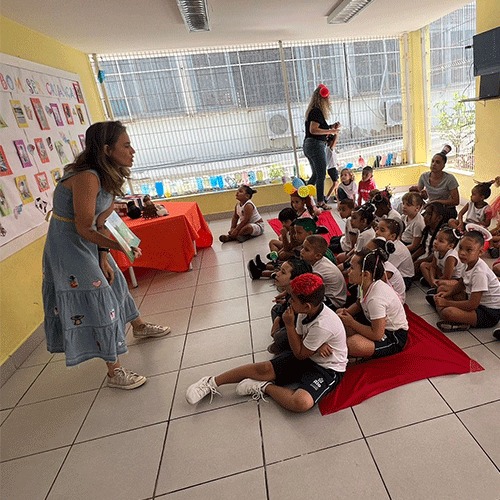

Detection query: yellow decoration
xmin=297 ymin=185 xmax=310 ymax=198
xmin=283 ymin=182 xmax=296 ymax=195
xmin=308 ymin=185 xmax=316 ymax=196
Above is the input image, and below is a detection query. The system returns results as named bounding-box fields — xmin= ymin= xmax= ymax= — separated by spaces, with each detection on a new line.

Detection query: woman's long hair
xmin=66 ymin=121 xmax=130 ymax=196
xmin=305 ymin=86 xmax=332 ymax=121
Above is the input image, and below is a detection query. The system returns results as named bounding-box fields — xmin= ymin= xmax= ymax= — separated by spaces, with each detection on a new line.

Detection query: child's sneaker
xmin=186 ymin=376 xmax=221 ymax=404
xmin=255 ymin=254 xmax=267 ymax=271
xmin=219 ymin=234 xmax=231 ymax=243
xmin=247 ymin=260 xmax=262 ymax=280
xmin=235 ymin=378 xmax=271 ymax=401
xmin=107 ymin=367 xmax=147 ymax=390
xmin=133 ymin=323 xmax=171 ymax=339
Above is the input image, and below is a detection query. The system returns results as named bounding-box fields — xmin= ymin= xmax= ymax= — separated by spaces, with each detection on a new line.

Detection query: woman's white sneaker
xmin=107 ymin=367 xmax=147 ymax=389
xmin=133 ymin=323 xmax=171 ymax=339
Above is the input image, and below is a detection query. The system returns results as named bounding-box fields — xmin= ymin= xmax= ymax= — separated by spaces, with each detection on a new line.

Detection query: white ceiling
xmin=2 ymin=0 xmax=472 ymax=54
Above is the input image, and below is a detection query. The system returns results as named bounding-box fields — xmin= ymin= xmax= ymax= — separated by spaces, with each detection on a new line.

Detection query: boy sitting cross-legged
xmin=186 ymin=273 xmax=347 ymax=413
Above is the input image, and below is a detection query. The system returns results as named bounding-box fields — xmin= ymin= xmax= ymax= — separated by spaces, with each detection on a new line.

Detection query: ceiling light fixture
xmin=176 ymin=0 xmax=210 ymax=32
xmin=327 ymin=0 xmax=374 ymax=24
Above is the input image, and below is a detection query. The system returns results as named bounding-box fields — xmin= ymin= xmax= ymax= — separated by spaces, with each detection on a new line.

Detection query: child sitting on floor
xmin=336 ymin=247 xmax=409 ymax=359
xmin=434 ymin=230 xmax=500 ymax=332
xmin=249 ymin=218 xmax=327 ymax=279
xmin=291 ymin=189 xmax=315 ymax=219
xmin=186 ymin=273 xmax=347 ymax=413
xmin=401 ymin=192 xmax=425 ymax=252
xmin=268 ymin=207 xmax=298 ymax=255
xmin=364 ymin=238 xmax=406 ymax=304
xmin=371 ymin=189 xmax=403 ymax=228
xmin=329 ymin=199 xmax=357 ymax=255
xmin=220 ymin=185 xmax=264 ymax=243
xmin=268 ymin=257 xmax=313 ymax=355
xmin=337 ymin=203 xmax=376 ymax=268
xmin=412 ymin=202 xmax=446 ymax=276
xmin=337 ymin=168 xmax=357 ymax=203
xmin=449 ymin=181 xmax=494 ymax=231
xmin=420 ymin=226 xmax=464 ymax=293
xmin=375 ymin=218 xmax=414 ymax=290
xmin=300 ymin=235 xmax=347 ymax=309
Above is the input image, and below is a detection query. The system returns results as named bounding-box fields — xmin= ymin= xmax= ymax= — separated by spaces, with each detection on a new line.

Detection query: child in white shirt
xmin=401 ymin=192 xmax=425 ymax=252
xmin=434 ymin=230 xmax=500 ymax=332
xmin=336 ymin=168 xmax=357 ymax=203
xmin=449 ymin=182 xmax=493 ymax=231
xmin=329 ymin=199 xmax=357 ymax=254
xmin=337 ymin=247 xmax=408 ymax=359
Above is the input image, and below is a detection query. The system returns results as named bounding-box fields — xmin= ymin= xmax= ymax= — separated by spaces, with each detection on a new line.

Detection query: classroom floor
xmin=1 ymin=210 xmax=499 ymax=500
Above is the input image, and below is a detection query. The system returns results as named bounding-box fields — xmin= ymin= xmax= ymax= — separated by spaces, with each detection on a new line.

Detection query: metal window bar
xmin=93 ymin=37 xmax=406 ymax=198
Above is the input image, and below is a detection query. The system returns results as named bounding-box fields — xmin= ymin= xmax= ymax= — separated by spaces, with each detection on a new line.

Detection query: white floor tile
xmin=368 ymin=414 xmax=500 ymax=500
xmin=248 ymin=290 xmax=276 ymax=320
xmin=250 ymin=317 xmax=274 ymax=353
xmin=0 ymin=364 xmax=44 ymax=410
xmin=0 ymin=408 xmax=11 ymax=425
xmin=0 ymin=447 xmax=68 ymax=500
xmin=139 ymin=286 xmax=196 ymax=316
xmin=200 ymin=247 xmax=243 ymax=268
xmin=156 ymin=404 xmax=263 ymax=495
xmin=147 ymin=269 xmax=199 ymax=294
xmin=50 ymin=424 xmax=166 ymax=500
xmin=197 ymin=261 xmax=245 ymax=285
xmin=420 ymin=312 xmax=481 ymax=349
xmin=18 ymin=340 xmax=53 ymax=368
xmin=0 ymin=392 xmax=96 ymax=461
xmin=266 ymin=439 xmax=388 ymax=500
xmin=182 ymin=322 xmax=252 ymax=368
xmin=193 ymin=277 xmax=247 ymax=305
xmin=188 ymin=297 xmax=248 ymax=332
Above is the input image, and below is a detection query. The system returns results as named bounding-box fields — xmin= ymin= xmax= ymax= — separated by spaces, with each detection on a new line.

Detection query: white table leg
xmin=129 ymin=267 xmax=138 ymax=288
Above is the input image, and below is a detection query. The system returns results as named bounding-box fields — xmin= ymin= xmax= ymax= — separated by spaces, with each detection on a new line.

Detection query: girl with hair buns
xmin=417 ymin=146 xmax=459 ymax=220
xmin=337 ymin=247 xmax=409 ymax=359
xmin=43 ymin=121 xmax=170 ymax=390
xmin=303 ymin=84 xmax=341 ymax=210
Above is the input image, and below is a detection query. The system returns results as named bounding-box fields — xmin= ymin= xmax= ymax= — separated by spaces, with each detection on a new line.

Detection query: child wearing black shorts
xmin=186 ymin=273 xmax=347 ymax=413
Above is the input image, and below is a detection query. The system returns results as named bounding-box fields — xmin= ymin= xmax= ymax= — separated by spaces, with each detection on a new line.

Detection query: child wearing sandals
xmin=434 ymin=230 xmax=500 ymax=332
xmin=375 ymin=218 xmax=414 ymax=290
xmin=186 ymin=273 xmax=347 ymax=413
xmin=336 ymin=247 xmax=408 ymax=359
xmin=219 ymin=185 xmax=264 ymax=243
xmin=420 ymin=226 xmax=464 ymax=294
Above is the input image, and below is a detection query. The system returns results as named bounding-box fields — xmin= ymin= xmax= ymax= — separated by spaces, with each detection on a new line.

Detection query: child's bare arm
xmin=435 ymin=291 xmax=482 ymax=311
xmin=457 ymin=203 xmax=468 ymax=227
xmin=283 ymin=306 xmax=315 ymax=360
xmin=441 ymin=256 xmax=458 ymax=281
xmin=406 ymin=235 xmax=422 ymax=253
xmin=316 ymin=343 xmax=333 ymax=357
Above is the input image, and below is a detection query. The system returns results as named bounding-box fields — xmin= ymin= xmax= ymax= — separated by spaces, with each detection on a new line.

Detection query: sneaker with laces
xmin=186 ymin=376 xmax=221 ymax=404
xmin=107 ymin=367 xmax=147 ymax=390
xmin=133 ymin=322 xmax=171 ymax=339
xmin=235 ymin=378 xmax=271 ymax=401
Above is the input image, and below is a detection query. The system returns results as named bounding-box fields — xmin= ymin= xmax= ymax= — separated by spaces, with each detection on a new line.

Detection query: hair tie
xmin=319 ymin=86 xmax=330 ymax=98
xmin=452 ymin=228 xmax=463 ymax=240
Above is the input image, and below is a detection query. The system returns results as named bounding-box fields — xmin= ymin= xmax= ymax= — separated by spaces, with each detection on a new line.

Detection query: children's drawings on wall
xmin=0 ymin=53 xmax=91 ymax=249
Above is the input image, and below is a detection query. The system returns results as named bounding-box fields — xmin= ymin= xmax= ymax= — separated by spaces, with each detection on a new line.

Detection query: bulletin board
xmin=0 ymin=54 xmax=91 ymax=256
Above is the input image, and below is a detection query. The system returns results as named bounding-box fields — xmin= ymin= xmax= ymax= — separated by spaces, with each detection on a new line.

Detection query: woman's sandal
xmin=437 ymin=321 xmax=470 ymax=332
xmin=318 ymin=203 xmax=332 ymax=210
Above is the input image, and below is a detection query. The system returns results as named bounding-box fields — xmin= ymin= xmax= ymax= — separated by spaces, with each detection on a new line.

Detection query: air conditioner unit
xmin=265 ymin=109 xmax=303 ymax=140
xmin=384 ymin=99 xmax=403 ymax=126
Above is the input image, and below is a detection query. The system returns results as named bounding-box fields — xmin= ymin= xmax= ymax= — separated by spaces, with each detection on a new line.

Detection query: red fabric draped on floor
xmin=318 ymin=306 xmax=484 ymax=416
xmin=267 ymin=211 xmax=342 ymax=242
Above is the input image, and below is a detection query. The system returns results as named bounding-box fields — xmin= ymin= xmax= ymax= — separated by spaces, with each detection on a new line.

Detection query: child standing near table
xmin=186 ymin=273 xmax=347 ymax=412
xmin=220 ymin=185 xmax=264 ymax=243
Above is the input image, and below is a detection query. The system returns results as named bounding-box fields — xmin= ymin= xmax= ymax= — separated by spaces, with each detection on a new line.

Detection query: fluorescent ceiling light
xmin=327 ymin=0 xmax=374 ymax=24
xmin=176 ymin=0 xmax=210 ymax=32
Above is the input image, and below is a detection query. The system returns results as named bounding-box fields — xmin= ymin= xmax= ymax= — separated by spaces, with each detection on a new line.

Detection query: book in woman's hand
xmin=105 ymin=211 xmax=141 ymax=262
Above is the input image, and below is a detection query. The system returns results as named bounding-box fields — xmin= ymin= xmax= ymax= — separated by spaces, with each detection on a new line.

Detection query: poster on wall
xmin=0 ymin=53 xmax=92 ymax=252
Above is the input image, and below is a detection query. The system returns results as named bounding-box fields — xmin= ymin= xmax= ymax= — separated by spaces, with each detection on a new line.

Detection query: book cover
xmin=105 ymin=211 xmax=141 ymax=262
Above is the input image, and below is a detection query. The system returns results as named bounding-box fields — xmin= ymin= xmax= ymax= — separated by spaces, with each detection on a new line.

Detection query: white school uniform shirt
xmin=337 ymin=181 xmax=357 ymax=201
xmin=354 ymin=227 xmax=376 ymax=252
xmin=361 ymin=280 xmax=409 ymax=331
xmin=236 ymin=200 xmax=262 ymax=224
xmin=340 ymin=217 xmax=358 ymax=252
xmin=434 ymin=247 xmax=465 ymax=279
xmin=326 ymin=147 xmax=338 ymax=170
xmin=312 ymin=256 xmax=347 ymax=309
xmin=461 ymin=258 xmax=500 ymax=309
xmin=401 ymin=212 xmax=425 ymax=245
xmin=464 ymin=202 xmax=490 ymax=225
xmin=384 ymin=261 xmax=406 ymax=304
xmin=297 ymin=305 xmax=347 ymax=372
xmin=388 ymin=239 xmax=414 ymax=278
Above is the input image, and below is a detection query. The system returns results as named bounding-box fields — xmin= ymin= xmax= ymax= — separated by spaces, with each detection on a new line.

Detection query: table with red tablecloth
xmin=111 ymin=201 xmax=213 ymax=274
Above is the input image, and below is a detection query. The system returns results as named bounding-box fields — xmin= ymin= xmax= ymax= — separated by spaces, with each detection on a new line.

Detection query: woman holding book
xmin=42 ymin=121 xmax=169 ymax=390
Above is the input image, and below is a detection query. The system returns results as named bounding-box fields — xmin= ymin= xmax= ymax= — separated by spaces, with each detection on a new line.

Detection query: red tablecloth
xmin=111 ymin=201 xmax=213 ymax=273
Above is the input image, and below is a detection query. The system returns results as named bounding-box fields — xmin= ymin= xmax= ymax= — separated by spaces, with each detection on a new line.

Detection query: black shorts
xmin=475 ymin=305 xmax=500 ymax=328
xmin=270 ymin=352 xmax=343 ymax=404
xmin=372 ymin=328 xmax=408 ymax=359
xmin=327 ymin=167 xmax=339 ymax=182
xmin=329 ymin=236 xmax=343 ymax=254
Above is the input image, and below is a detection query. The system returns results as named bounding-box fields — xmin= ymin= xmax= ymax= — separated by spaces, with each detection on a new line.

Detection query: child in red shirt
xmin=357 ymin=166 xmax=377 ymax=205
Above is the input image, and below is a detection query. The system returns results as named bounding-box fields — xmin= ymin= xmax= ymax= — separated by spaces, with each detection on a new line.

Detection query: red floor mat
xmin=267 ymin=211 xmax=342 ymax=242
xmin=318 ymin=306 xmax=484 ymax=415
